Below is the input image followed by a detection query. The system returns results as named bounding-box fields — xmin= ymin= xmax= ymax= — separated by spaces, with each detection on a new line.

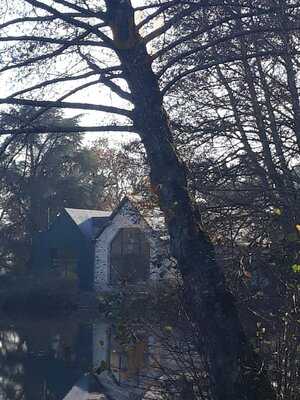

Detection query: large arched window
xmin=110 ymin=228 xmax=150 ymax=285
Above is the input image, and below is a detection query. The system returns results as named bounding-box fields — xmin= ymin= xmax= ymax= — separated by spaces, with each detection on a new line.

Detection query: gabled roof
xmin=94 ymin=197 xmax=134 ymax=238
xmin=64 ymin=197 xmax=167 ymax=241
xmin=95 ymin=196 xmax=166 ymax=239
xmin=64 ymin=208 xmax=111 ymax=240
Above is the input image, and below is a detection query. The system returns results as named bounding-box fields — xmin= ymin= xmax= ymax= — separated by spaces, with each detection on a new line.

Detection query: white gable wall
xmin=94 ymin=200 xmax=162 ymax=291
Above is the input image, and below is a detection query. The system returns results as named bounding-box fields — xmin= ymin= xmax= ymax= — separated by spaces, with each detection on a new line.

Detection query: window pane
xmin=123 ymin=229 xmax=140 ymax=255
xmin=110 ymin=228 xmax=150 ymax=284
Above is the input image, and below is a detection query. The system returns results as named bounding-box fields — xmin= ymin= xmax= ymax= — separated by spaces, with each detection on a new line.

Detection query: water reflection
xmin=0 ymin=319 xmax=94 ymax=400
xmin=93 ymin=322 xmax=143 ymax=384
xmin=0 ymin=319 xmax=158 ymax=399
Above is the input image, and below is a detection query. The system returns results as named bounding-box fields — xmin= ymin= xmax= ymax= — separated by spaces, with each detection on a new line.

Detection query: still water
xmin=0 ymin=317 xmax=152 ymax=400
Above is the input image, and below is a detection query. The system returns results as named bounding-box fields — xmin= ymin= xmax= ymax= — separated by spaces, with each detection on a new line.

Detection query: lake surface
xmin=0 ymin=316 xmax=152 ymax=400
xmin=0 ymin=317 xmax=93 ymax=399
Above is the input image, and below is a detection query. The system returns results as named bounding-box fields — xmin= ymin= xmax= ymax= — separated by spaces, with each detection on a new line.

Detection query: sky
xmin=0 ymin=0 xmax=156 ymax=145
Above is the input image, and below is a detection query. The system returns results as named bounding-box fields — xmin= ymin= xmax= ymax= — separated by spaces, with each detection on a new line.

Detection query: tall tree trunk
xmin=105 ymin=2 xmax=276 ymax=399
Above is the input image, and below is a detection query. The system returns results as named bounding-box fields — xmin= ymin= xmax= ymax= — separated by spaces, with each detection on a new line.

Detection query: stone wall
xmin=94 ymin=199 xmax=163 ymax=291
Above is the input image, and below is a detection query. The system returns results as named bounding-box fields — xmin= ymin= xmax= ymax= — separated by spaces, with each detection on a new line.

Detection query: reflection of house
xmin=61 ymin=320 xmax=162 ymax=399
xmin=92 ymin=321 xmax=160 ymax=385
xmin=31 ymin=198 xmax=168 ymax=291
xmin=0 ymin=318 xmax=156 ymax=400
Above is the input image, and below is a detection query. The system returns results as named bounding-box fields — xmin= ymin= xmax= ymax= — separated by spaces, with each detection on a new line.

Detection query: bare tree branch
xmin=0 ymin=98 xmax=132 ymax=118
xmin=0 ymin=35 xmax=108 ymax=46
xmin=0 ymin=124 xmax=135 ymax=136
xmin=158 ymin=26 xmax=300 ymax=77
xmin=77 ymin=49 xmax=131 ymax=101
xmin=8 ymin=65 xmax=122 ymax=98
xmin=143 ymin=2 xmax=201 ymax=43
xmin=0 ymin=13 xmax=93 ymax=30
xmin=23 ymin=0 xmax=112 ymax=45
xmin=151 ymin=4 xmax=300 ymax=61
xmin=0 ymin=23 xmax=107 ymax=74
xmin=51 ymin=0 xmax=107 ymax=20
xmin=8 ymin=71 xmax=96 ymax=98
xmin=161 ymin=49 xmax=300 ymax=95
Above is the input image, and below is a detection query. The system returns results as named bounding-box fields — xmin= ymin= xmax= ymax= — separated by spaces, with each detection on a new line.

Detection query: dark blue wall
xmin=31 ymin=211 xmax=94 ymax=290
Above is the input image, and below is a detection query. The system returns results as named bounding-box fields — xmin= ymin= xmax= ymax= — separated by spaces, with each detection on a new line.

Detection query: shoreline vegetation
xmin=0 ymin=272 xmax=175 ymax=318
xmin=0 ymin=273 xmax=88 ymax=317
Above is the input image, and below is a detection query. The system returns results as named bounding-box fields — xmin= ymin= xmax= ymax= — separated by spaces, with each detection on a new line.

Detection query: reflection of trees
xmin=0 ymin=330 xmax=26 ymax=400
xmin=0 ymin=319 xmax=92 ymax=400
xmin=92 ymin=321 xmax=155 ymax=387
xmin=0 ymin=318 xmax=165 ymax=399
xmin=110 ymin=331 xmax=149 ymax=384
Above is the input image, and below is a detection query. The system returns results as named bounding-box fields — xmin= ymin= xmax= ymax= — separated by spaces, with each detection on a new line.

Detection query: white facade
xmin=94 ymin=199 xmax=163 ymax=291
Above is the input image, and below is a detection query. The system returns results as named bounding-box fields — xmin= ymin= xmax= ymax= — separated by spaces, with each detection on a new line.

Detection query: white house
xmin=33 ymin=197 xmax=169 ymax=291
xmin=93 ymin=197 xmax=167 ymax=292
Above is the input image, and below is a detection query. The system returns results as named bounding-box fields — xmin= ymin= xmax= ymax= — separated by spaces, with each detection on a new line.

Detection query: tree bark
xmin=105 ymin=2 xmax=276 ymax=399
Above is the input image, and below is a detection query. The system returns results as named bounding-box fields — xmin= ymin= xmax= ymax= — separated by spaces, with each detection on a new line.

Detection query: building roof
xmin=64 ymin=208 xmax=111 ymax=240
xmin=64 ymin=197 xmax=167 ymax=241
